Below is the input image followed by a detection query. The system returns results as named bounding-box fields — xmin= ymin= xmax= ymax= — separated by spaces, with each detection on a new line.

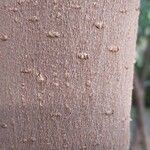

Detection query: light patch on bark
xmin=119 ymin=9 xmax=128 ymax=14
xmin=17 ymin=0 xmax=26 ymax=5
xmin=0 ymin=34 xmax=8 ymax=41
xmin=28 ymin=16 xmax=39 ymax=22
xmin=0 ymin=123 xmax=7 ymax=128
xmin=109 ymin=45 xmax=119 ymax=52
xmin=77 ymin=52 xmax=89 ymax=60
xmin=37 ymin=73 xmax=45 ymax=83
xmin=94 ymin=21 xmax=104 ymax=29
xmin=21 ymin=68 xmax=32 ymax=74
xmin=70 ymin=5 xmax=81 ymax=9
xmin=47 ymin=31 xmax=60 ymax=38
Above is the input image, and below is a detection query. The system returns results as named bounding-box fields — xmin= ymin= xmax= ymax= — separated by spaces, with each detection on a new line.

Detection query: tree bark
xmin=0 ymin=0 xmax=139 ymax=150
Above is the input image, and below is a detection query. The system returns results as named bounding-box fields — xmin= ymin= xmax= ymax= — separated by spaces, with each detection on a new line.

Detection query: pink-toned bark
xmin=0 ymin=0 xmax=139 ymax=149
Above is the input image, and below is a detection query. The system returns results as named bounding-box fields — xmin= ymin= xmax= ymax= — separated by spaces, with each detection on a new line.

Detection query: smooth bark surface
xmin=0 ymin=0 xmax=139 ymax=150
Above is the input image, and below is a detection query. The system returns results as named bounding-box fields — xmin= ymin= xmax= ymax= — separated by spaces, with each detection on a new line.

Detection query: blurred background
xmin=130 ymin=0 xmax=150 ymax=150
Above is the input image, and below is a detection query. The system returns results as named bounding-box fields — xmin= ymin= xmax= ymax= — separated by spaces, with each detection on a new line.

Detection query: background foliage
xmin=136 ymin=0 xmax=150 ymax=107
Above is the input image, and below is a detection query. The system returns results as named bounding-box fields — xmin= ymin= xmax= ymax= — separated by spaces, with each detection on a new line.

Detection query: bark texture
xmin=0 ymin=0 xmax=139 ymax=150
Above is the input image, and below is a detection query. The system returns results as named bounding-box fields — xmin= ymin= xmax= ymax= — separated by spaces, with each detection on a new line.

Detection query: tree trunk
xmin=0 ymin=0 xmax=139 ymax=150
